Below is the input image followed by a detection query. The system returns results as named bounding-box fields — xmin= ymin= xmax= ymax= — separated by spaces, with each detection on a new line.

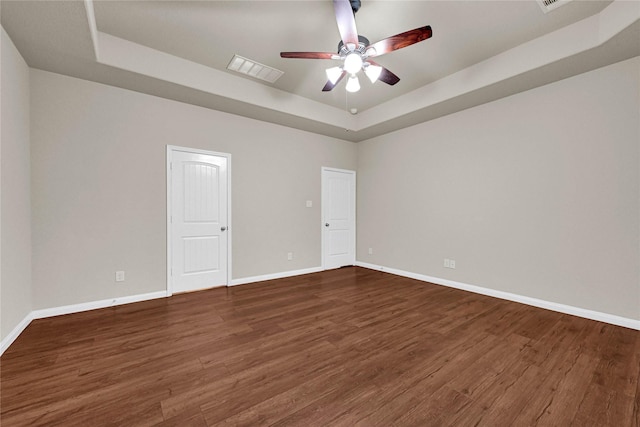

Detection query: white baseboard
xmin=0 ymin=291 xmax=168 ymax=356
xmin=0 ymin=312 xmax=35 ymax=356
xmin=1 ymin=268 xmax=326 ymax=355
xmin=356 ymin=261 xmax=640 ymax=331
xmin=5 ymin=263 xmax=635 ymax=357
xmin=230 ymin=266 xmax=323 ymax=286
xmin=32 ymin=291 xmax=168 ymax=320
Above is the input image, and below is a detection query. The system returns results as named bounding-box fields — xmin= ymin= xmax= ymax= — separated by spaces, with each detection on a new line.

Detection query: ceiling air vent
xmin=537 ymin=0 xmax=573 ymax=14
xmin=227 ymin=55 xmax=284 ymax=83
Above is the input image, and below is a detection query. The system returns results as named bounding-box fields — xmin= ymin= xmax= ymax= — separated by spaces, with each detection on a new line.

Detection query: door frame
xmin=321 ymin=167 xmax=356 ymax=270
xmin=166 ymin=145 xmax=232 ymax=296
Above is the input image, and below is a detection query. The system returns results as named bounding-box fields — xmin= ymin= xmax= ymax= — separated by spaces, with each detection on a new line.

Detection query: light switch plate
xmin=306 ymin=200 xmax=312 ymax=208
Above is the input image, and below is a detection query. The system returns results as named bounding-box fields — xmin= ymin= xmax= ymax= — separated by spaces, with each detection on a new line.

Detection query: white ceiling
xmin=2 ymin=0 xmax=639 ymax=141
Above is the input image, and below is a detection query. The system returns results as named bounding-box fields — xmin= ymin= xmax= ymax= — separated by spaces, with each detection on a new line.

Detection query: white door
xmin=168 ymin=147 xmax=230 ymax=294
xmin=322 ymin=167 xmax=356 ymax=270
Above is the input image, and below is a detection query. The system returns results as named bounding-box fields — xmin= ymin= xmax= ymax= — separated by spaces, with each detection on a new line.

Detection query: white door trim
xmin=321 ymin=167 xmax=356 ymax=270
xmin=166 ymin=145 xmax=232 ymax=295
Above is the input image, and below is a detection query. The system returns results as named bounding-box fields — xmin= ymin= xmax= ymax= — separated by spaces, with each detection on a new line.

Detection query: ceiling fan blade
xmin=333 ymin=0 xmax=359 ymax=48
xmin=322 ymin=70 xmax=347 ymax=91
xmin=367 ymin=60 xmax=400 ymax=85
xmin=367 ymin=25 xmax=432 ymax=57
xmin=280 ymin=52 xmax=339 ymax=60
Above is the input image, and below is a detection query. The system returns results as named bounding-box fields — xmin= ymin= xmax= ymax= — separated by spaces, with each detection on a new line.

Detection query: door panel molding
xmin=167 ymin=145 xmax=232 ymax=295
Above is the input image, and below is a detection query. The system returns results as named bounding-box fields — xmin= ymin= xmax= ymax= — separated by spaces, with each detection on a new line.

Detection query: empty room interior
xmin=1 ymin=0 xmax=639 ymax=425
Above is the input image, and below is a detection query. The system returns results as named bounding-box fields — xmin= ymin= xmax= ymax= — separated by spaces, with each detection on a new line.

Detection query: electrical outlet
xmin=115 ymin=271 xmax=125 ymax=282
xmin=450 ymin=259 xmax=456 ymax=269
xmin=287 ymin=252 xmax=293 ymax=261
xmin=444 ymin=259 xmax=450 ymax=268
xmin=368 ymin=247 xmax=373 ymax=255
xmin=306 ymin=200 xmax=313 ymax=208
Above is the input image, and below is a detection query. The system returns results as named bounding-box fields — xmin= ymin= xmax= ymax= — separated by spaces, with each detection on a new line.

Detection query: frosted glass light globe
xmin=325 ymin=66 xmax=343 ymax=84
xmin=344 ymin=53 xmax=363 ymax=75
xmin=365 ymin=64 xmax=382 ymax=83
xmin=346 ymin=75 xmax=360 ymax=93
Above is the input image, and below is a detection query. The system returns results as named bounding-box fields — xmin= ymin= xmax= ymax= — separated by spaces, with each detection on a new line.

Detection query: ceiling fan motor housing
xmin=338 ymin=35 xmax=370 ymax=56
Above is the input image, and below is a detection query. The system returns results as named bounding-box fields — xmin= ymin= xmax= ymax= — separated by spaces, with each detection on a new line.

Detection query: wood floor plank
xmin=1 ymin=267 xmax=638 ymax=426
xmin=633 ymin=336 xmax=640 ymax=427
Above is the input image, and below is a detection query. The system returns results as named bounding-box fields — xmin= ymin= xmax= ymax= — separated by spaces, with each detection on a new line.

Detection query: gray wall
xmin=1 ymin=28 xmax=32 ymax=340
xmin=30 ymin=69 xmax=357 ymax=310
xmin=2 ymin=38 xmax=638 ymax=344
xmin=357 ymin=57 xmax=640 ymax=320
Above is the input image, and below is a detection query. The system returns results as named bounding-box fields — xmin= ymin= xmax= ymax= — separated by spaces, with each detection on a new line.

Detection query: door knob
xmin=325 ymin=223 xmax=330 ymax=227
xmin=221 ymin=226 xmax=227 ymax=231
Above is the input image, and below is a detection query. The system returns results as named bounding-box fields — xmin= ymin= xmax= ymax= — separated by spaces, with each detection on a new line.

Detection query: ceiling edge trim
xmin=358 ymin=0 xmax=639 ymax=131
xmin=83 ymin=0 xmax=99 ymax=61
xmin=83 ymin=0 xmax=638 ymax=138
xmin=95 ymin=31 xmax=357 ymax=132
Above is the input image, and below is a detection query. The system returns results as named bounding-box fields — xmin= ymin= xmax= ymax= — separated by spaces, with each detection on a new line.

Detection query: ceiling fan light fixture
xmin=343 ymin=53 xmax=363 ymax=75
xmin=346 ymin=75 xmax=361 ymax=93
xmin=326 ymin=66 xmax=343 ymax=84
xmin=364 ymin=64 xmax=382 ymax=83
xmin=279 ymin=1 xmax=432 ymax=93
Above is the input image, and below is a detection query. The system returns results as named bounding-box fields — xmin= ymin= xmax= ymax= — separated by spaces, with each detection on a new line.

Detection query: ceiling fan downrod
xmin=350 ymin=0 xmax=361 ymax=14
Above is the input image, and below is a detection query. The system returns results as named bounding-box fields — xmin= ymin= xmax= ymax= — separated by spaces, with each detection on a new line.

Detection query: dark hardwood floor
xmin=1 ymin=267 xmax=638 ymax=426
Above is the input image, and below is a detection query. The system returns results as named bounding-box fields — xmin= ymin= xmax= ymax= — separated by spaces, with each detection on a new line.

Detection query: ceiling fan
xmin=280 ymin=0 xmax=432 ymax=93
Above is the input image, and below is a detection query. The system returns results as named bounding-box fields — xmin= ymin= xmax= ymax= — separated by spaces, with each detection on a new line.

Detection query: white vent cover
xmin=537 ymin=0 xmax=573 ymax=13
xmin=227 ymin=55 xmax=284 ymax=83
